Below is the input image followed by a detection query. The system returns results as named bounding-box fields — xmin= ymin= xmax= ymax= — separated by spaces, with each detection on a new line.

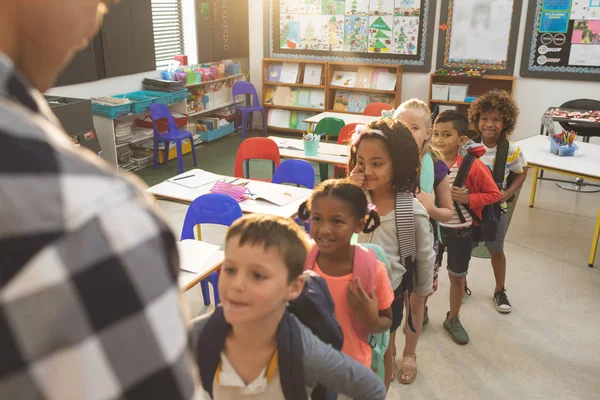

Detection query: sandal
xmin=398 ymin=353 xmax=417 ymax=384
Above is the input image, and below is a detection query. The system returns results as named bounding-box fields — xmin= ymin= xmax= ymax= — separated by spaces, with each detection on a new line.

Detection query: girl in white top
xmin=349 ymin=118 xmax=435 ymax=390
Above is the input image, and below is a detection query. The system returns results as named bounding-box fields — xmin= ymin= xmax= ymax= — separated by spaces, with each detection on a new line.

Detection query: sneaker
xmin=443 ymin=312 xmax=470 ymax=345
xmin=423 ymin=306 xmax=429 ymax=326
xmin=494 ymin=287 xmax=512 ymax=313
xmin=462 ymin=285 xmax=472 ymax=304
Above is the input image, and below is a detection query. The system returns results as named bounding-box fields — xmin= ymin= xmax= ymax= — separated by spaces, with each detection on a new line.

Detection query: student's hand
xmin=347 ymin=278 xmax=379 ymax=327
xmin=349 ymin=165 xmax=365 ymax=188
xmin=500 ymin=189 xmax=511 ymax=203
xmin=451 ymin=187 xmax=470 ymax=205
xmin=416 ymin=190 xmax=436 ymax=214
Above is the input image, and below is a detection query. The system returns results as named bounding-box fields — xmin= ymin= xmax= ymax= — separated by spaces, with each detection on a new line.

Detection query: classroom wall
xmin=251 ymin=0 xmax=600 ymax=142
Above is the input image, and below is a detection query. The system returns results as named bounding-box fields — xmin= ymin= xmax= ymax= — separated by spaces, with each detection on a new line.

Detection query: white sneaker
xmin=493 ymin=287 xmax=512 ymax=313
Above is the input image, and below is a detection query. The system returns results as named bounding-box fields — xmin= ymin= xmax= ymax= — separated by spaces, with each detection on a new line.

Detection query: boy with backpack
xmin=192 ymin=214 xmax=386 ymax=400
xmin=468 ymin=92 xmax=528 ymax=313
xmin=432 ymin=111 xmax=501 ymax=345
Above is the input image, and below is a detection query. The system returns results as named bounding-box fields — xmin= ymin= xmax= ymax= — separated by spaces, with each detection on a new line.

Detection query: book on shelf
xmin=370 ymin=68 xmax=390 ymax=89
xmin=264 ymin=87 xmax=275 ymax=105
xmin=355 ymin=67 xmax=374 ymax=89
xmin=280 ymin=62 xmax=300 ymax=83
xmin=368 ymin=94 xmax=395 ymax=107
xmin=347 ymin=93 xmax=369 ymax=113
xmin=308 ymin=89 xmax=325 ymax=110
xmin=375 ymin=71 xmax=397 ymax=91
xmin=273 ymin=86 xmax=292 ymax=106
xmin=267 ymin=65 xmax=282 ymax=82
xmin=295 ymin=111 xmax=314 ymax=131
xmin=296 ymin=89 xmax=311 ymax=108
xmin=268 ymin=109 xmax=292 ymax=128
xmin=331 ymin=71 xmax=356 ymax=88
xmin=303 ymin=64 xmax=323 ymax=85
xmin=333 ymin=91 xmax=351 ymax=112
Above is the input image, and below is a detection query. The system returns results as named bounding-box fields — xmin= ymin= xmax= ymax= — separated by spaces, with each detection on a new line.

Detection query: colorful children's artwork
xmin=300 ymin=15 xmax=323 ymax=49
xmin=572 ymin=20 xmax=600 ymax=45
xmin=370 ymin=0 xmax=394 ymax=16
xmin=369 ymin=16 xmax=393 ymax=53
xmin=394 ymin=0 xmax=420 ymax=16
xmin=320 ymin=15 xmax=345 ymax=51
xmin=280 ymin=15 xmax=300 ymax=49
xmin=322 ymin=0 xmax=345 ymax=15
xmin=281 ymin=0 xmax=307 ymax=14
xmin=345 ymin=0 xmax=370 ymax=15
xmin=304 ymin=0 xmax=323 ymax=14
xmin=393 ymin=16 xmax=419 ymax=54
xmin=344 ymin=16 xmax=369 ymax=52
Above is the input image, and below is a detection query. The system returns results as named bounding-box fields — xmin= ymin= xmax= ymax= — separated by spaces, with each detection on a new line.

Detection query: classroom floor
xmin=142 ymin=130 xmax=600 ymax=400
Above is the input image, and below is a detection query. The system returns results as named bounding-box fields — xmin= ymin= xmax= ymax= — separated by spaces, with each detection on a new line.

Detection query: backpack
xmin=452 ymin=153 xmax=502 ymax=243
xmin=473 ymin=136 xmax=515 ymax=203
xmin=394 ymin=191 xmax=417 ymax=332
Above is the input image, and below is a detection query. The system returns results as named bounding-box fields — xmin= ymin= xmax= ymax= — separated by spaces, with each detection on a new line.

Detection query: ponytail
xmin=363 ymin=206 xmax=381 ymax=234
xmin=297 ymin=201 xmax=311 ymax=221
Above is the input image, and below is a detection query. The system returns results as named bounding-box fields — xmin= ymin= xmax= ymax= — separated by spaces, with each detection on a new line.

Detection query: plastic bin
xmin=172 ymin=89 xmax=189 ymax=103
xmin=549 ymin=137 xmax=578 ymax=156
xmin=127 ymin=90 xmax=172 ymax=105
xmin=117 ymin=148 xmax=132 ymax=164
xmin=197 ymin=122 xmax=235 ymax=142
xmin=130 ymin=151 xmax=153 ymax=169
xmin=91 ymin=102 xmax=131 ymax=118
xmin=114 ymin=93 xmax=154 ymax=114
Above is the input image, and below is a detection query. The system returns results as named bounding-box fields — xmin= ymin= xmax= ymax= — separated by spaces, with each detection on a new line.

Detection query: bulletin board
xmin=268 ymin=0 xmax=437 ymax=72
xmin=436 ymin=0 xmax=523 ymax=75
xmin=520 ymin=0 xmax=600 ymax=81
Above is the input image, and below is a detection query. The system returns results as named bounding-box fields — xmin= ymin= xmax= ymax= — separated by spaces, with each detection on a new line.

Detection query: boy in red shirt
xmin=432 ymin=111 xmax=501 ymax=345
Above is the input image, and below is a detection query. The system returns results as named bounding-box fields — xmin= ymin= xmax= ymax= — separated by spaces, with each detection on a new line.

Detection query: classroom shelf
xmin=329 ymin=85 xmax=396 ymax=94
xmin=430 ymin=99 xmax=471 ymax=105
xmin=185 ymin=73 xmax=245 ymax=88
xmin=264 ymin=82 xmax=325 ymax=89
xmin=187 ymin=99 xmax=243 ymax=117
xmin=264 ymin=104 xmax=325 ymax=113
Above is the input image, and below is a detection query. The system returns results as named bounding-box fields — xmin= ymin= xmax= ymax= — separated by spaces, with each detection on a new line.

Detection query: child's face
xmin=433 ymin=121 xmax=467 ymax=158
xmin=355 ymin=138 xmax=394 ymax=192
xmin=395 ymin=108 xmax=431 ymax=150
xmin=478 ymin=110 xmax=505 ymax=143
xmin=310 ymin=195 xmax=365 ymax=255
xmin=220 ymin=237 xmax=304 ymax=326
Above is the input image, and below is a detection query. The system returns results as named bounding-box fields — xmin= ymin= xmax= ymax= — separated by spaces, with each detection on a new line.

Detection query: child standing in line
xmin=392 ymin=99 xmax=453 ymax=384
xmin=192 ymin=214 xmax=386 ymax=399
xmin=468 ymin=92 xmax=527 ymax=313
xmin=348 ymin=118 xmax=435 ymax=390
xmin=298 ymin=180 xmax=394 ymax=368
xmin=432 ymin=111 xmax=501 ymax=345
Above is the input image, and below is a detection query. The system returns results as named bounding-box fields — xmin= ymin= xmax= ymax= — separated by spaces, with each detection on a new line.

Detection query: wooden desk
xmin=147 ymin=169 xmax=312 ymax=219
xmin=179 ymin=250 xmax=225 ymax=292
xmin=303 ymin=112 xmax=377 ymax=126
xmin=269 ymin=136 xmax=349 ymax=166
xmin=517 ymin=135 xmax=600 ymax=267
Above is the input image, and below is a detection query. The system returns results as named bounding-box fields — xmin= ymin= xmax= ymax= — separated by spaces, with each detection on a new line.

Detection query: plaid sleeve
xmin=0 ymin=198 xmax=201 ymax=400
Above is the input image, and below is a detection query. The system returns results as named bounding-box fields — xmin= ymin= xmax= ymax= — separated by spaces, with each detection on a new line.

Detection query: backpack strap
xmin=493 ymin=138 xmax=510 ymax=189
xmin=394 ymin=191 xmax=416 ymax=331
xmin=304 ymin=241 xmax=319 ymax=271
xmin=278 ymin=313 xmax=308 ymax=400
xmin=452 ymin=153 xmax=476 ymax=224
xmin=197 ymin=306 xmax=229 ymax=398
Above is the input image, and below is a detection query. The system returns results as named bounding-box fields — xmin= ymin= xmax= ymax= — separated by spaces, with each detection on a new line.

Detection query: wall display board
xmin=521 ymin=0 xmax=600 ymax=81
xmin=267 ymin=0 xmax=437 ymax=72
xmin=436 ymin=0 xmax=523 ymax=75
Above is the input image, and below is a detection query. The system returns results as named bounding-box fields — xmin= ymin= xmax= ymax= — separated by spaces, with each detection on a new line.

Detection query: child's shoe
xmin=443 ymin=312 xmax=469 ymax=345
xmin=494 ymin=287 xmax=512 ymax=313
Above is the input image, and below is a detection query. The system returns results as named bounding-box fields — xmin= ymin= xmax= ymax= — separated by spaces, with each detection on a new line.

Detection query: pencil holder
xmin=549 ymin=137 xmax=578 ymax=157
xmin=304 ymin=139 xmax=319 ymax=157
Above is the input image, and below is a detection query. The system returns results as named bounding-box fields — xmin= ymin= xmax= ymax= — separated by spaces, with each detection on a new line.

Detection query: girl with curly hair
xmin=468 ymin=91 xmax=528 ymax=314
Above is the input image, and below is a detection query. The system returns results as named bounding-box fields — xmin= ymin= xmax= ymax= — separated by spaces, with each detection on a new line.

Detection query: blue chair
xmin=232 ymin=82 xmax=267 ymax=139
xmin=272 ymin=159 xmax=316 ymax=189
xmin=181 ymin=193 xmax=243 ymax=306
xmin=150 ymin=103 xmax=197 ymax=174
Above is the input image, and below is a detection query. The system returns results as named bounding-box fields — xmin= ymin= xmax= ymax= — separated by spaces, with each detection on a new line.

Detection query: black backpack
xmin=452 ymin=153 xmax=502 ymax=243
xmin=473 ymin=136 xmax=515 ymax=203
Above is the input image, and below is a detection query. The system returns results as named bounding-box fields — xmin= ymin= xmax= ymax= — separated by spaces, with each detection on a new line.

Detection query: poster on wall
xmin=268 ymin=0 xmax=437 ymax=71
xmin=436 ymin=0 xmax=523 ymax=74
xmin=520 ymin=0 xmax=600 ymax=81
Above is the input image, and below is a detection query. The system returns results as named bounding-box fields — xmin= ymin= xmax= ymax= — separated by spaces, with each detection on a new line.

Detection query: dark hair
xmin=434 ymin=110 xmax=470 ymax=136
xmin=468 ymin=91 xmax=520 ymax=138
xmin=226 ymin=214 xmax=309 ymax=282
xmin=297 ymin=179 xmax=380 ymax=234
xmin=348 ymin=118 xmax=420 ymax=194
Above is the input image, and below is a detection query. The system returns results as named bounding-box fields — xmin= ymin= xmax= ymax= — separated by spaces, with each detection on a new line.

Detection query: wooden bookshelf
xmin=428 ymin=74 xmax=516 ymax=115
xmin=326 ymin=61 xmax=402 ymax=114
xmin=263 ymin=58 xmax=328 ymax=133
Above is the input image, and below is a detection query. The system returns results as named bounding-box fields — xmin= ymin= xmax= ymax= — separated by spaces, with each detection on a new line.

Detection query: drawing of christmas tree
xmin=305 ymin=21 xmax=316 ymax=41
xmin=351 ymin=0 xmax=358 ymax=14
xmin=370 ymin=17 xmax=391 ymax=52
xmin=396 ymin=26 xmax=407 ymax=52
xmin=281 ymin=22 xmax=290 ymax=47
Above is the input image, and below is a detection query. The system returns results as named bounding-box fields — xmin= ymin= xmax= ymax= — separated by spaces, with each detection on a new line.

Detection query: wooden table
xmin=517 ymin=135 xmax=600 ymax=267
xmin=303 ymin=112 xmax=377 ymax=126
xmin=147 ymin=169 xmax=312 ymax=219
xmin=269 ymin=136 xmax=350 ymax=166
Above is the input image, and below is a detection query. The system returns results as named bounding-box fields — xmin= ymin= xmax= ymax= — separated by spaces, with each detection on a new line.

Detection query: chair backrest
xmin=314 ymin=117 xmax=345 ymax=137
xmin=234 ymin=137 xmax=281 ymax=179
xmin=181 ymin=193 xmax=243 ymax=240
xmin=232 ymin=81 xmax=260 ymax=108
xmin=363 ymin=102 xmax=393 ymax=117
xmin=150 ymin=103 xmax=178 ymax=134
xmin=337 ymin=123 xmax=360 ymax=145
xmin=558 ymin=99 xmax=600 ymax=136
xmin=272 ymin=159 xmax=315 ymax=189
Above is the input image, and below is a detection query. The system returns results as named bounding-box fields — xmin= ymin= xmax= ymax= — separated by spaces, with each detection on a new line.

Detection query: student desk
xmin=269 ymin=136 xmax=350 ymax=165
xmin=517 ymin=135 xmax=600 ymax=267
xmin=147 ymin=169 xmax=312 ymax=219
xmin=179 ymin=250 xmax=225 ymax=292
xmin=303 ymin=112 xmax=377 ymax=127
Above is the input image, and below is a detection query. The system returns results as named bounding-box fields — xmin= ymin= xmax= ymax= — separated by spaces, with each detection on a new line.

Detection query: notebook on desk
xmin=247 ymin=184 xmax=306 ymax=207
xmin=177 ymin=240 xmax=221 ymax=274
xmin=168 ymin=170 xmax=223 ymax=189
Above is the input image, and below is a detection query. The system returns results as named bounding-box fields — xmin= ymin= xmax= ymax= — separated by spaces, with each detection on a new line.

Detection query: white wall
xmin=46 ymin=70 xmax=160 ymax=98
xmin=250 ymin=0 xmax=600 ymax=142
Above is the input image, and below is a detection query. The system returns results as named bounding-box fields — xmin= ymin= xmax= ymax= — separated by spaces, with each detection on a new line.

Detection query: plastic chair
xmin=150 ymin=103 xmax=197 ymax=174
xmin=363 ymin=102 xmax=393 ymax=117
xmin=333 ymin=123 xmax=359 ymax=179
xmin=234 ymin=137 xmax=280 ymax=181
xmin=232 ymin=82 xmax=267 ymax=139
xmin=181 ymin=193 xmax=243 ymax=306
xmin=314 ymin=117 xmax=345 ymax=181
xmin=272 ymin=159 xmax=315 ymax=189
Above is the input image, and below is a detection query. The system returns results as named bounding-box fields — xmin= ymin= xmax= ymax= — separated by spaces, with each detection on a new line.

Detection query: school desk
xmin=517 ymin=135 xmax=600 ymax=267
xmin=269 ymin=136 xmax=349 ymax=165
xmin=179 ymin=249 xmax=225 ymax=292
xmin=147 ymin=169 xmax=312 ymax=219
xmin=302 ymin=112 xmax=377 ymax=127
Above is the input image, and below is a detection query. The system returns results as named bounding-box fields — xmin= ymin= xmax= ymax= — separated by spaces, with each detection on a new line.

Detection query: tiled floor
xmin=157 ymin=169 xmax=600 ymax=399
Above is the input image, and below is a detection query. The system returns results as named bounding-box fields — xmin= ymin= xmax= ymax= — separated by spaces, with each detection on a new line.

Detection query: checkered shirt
xmin=0 ymin=53 xmax=202 ymax=399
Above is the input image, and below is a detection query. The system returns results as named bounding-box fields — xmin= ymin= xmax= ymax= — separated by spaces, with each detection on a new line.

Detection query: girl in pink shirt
xmin=298 ymin=180 xmax=394 ymax=368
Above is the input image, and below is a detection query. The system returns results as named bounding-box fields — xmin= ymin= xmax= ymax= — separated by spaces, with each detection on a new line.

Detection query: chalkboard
xmin=520 ymin=0 xmax=600 ymax=81
xmin=267 ymin=0 xmax=437 ymax=72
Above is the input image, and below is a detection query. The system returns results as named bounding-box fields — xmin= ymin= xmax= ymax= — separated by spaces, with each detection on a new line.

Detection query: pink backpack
xmin=304 ymin=242 xmax=378 ymax=344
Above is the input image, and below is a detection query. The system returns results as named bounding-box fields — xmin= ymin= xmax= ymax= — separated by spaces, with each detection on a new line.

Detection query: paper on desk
xmin=274 ymin=138 xmax=303 ymax=151
xmin=248 ymin=184 xmax=305 ymax=207
xmin=168 ymin=170 xmax=223 ymax=189
xmin=177 ymin=240 xmax=221 ymax=273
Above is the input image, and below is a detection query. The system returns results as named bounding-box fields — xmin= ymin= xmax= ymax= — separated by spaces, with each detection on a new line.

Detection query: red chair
xmin=363 ymin=102 xmax=393 ymax=117
xmin=333 ymin=123 xmax=359 ymax=178
xmin=234 ymin=138 xmax=280 ymax=182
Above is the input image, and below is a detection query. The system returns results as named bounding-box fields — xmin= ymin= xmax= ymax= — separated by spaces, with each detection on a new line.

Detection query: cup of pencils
xmin=303 ymin=132 xmax=322 ymax=157
xmin=549 ymin=130 xmax=578 ymax=157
